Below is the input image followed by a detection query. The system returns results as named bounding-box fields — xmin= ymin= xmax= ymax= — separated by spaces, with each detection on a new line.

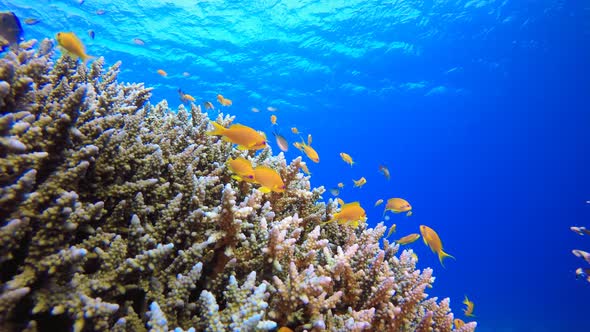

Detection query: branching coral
xmin=0 ymin=40 xmax=476 ymax=331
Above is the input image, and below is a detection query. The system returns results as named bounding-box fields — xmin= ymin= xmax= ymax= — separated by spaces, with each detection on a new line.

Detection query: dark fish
xmin=88 ymin=29 xmax=95 ymax=39
xmin=0 ymin=12 xmax=23 ymax=51
xmin=24 ymin=18 xmax=40 ymax=25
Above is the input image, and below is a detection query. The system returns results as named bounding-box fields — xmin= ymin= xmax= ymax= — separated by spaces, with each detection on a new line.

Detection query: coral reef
xmin=0 ymin=39 xmax=476 ymax=331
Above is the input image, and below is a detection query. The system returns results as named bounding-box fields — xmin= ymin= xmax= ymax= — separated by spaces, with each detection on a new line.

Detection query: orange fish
xmin=156 ymin=69 xmax=167 ymax=77
xmin=340 ymin=152 xmax=354 ymax=166
xmin=178 ymin=89 xmax=195 ymax=103
xmin=353 ymin=177 xmax=366 ymax=188
xmin=56 ymin=32 xmax=93 ymax=63
xmin=278 ymin=328 xmax=294 ymax=332
xmin=293 ymin=141 xmax=319 ymax=163
xmin=379 ymin=165 xmax=390 ymax=180
xmin=384 ymin=198 xmax=412 ymax=216
xmin=217 ymin=94 xmax=232 ymax=106
xmin=420 ymin=225 xmax=455 ymax=267
xmin=572 ymin=249 xmax=590 ymax=264
xmin=270 ymin=115 xmax=277 ymax=125
xmin=207 ymin=122 xmax=267 ymax=151
xmin=227 ymin=157 xmax=255 ymax=182
xmin=462 ymin=296 xmax=475 ymax=317
xmin=337 ymin=182 xmax=344 ymax=188
xmin=299 ymin=162 xmax=311 ymax=175
xmin=291 ymin=127 xmax=299 ymax=134
xmin=395 ymin=233 xmax=420 ymax=245
xmin=324 ymin=201 xmax=366 ymax=228
xmin=386 ymin=223 xmax=397 ymax=238
xmin=374 ymin=199 xmax=384 ymax=207
xmin=454 ymin=318 xmax=465 ymax=328
xmin=204 ymin=101 xmax=214 ymax=110
xmin=253 ymin=165 xmax=285 ymax=193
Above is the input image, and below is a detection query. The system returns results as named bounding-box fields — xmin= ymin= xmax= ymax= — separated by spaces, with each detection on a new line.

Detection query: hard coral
xmin=0 ymin=40 xmax=476 ymax=331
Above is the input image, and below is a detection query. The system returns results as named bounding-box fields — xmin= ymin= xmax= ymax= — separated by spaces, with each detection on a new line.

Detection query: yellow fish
xmin=340 ymin=152 xmax=354 ymax=166
xmin=352 ymin=177 xmax=366 ymax=188
xmin=56 ymin=32 xmax=93 ymax=63
xmin=420 ymin=225 xmax=455 ymax=267
xmin=384 ymin=198 xmax=412 ymax=216
xmin=178 ymin=89 xmax=195 ymax=103
xmin=324 ymin=201 xmax=366 ymax=228
xmin=270 ymin=115 xmax=277 ymax=125
xmin=299 ymin=162 xmax=311 ymax=175
xmin=454 ymin=318 xmax=465 ymax=329
xmin=386 ymin=223 xmax=397 ymax=238
xmin=204 ymin=101 xmax=214 ymax=110
xmin=411 ymin=252 xmax=418 ymax=261
xmin=379 ymin=165 xmax=390 ymax=180
xmin=395 ymin=233 xmax=420 ymax=245
xmin=291 ymin=127 xmax=299 ymax=134
xmin=462 ymin=295 xmax=475 ymax=317
xmin=374 ymin=199 xmax=384 ymax=207
xmin=157 ymin=69 xmax=167 ymax=77
xmin=227 ymin=157 xmax=255 ymax=182
xmin=217 ymin=94 xmax=232 ymax=106
xmin=337 ymin=182 xmax=344 ymax=188
xmin=293 ymin=141 xmax=319 ymax=163
xmin=207 ymin=122 xmax=267 ymax=151
xmin=253 ymin=165 xmax=285 ymax=193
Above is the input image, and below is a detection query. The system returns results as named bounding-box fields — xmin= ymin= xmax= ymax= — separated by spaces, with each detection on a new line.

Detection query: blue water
xmin=5 ymin=0 xmax=590 ymax=330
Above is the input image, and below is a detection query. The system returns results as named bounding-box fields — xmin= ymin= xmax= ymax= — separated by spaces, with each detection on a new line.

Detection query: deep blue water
xmin=4 ymin=0 xmax=590 ymax=331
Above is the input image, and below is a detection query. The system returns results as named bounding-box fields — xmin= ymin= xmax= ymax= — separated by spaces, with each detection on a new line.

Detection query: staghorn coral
xmin=0 ymin=39 xmax=476 ymax=331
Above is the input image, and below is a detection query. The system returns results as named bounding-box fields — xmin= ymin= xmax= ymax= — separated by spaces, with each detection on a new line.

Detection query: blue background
xmin=4 ymin=0 xmax=590 ymax=330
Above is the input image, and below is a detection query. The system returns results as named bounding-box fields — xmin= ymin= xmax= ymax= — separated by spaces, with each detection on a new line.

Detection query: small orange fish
xmin=353 ymin=177 xmax=366 ymax=188
xmin=571 ymin=226 xmax=590 ymax=236
xmin=337 ymin=182 xmax=344 ymax=188
xmin=420 ymin=225 xmax=455 ymax=267
xmin=217 ymin=94 xmax=232 ymax=106
xmin=291 ymin=127 xmax=299 ymax=134
xmin=270 ymin=115 xmax=277 ymax=125
xmin=293 ymin=141 xmax=319 ymax=163
xmin=395 ymin=233 xmax=420 ymax=245
xmin=207 ymin=122 xmax=267 ymax=151
xmin=384 ymin=198 xmax=412 ymax=216
xmin=379 ymin=165 xmax=390 ymax=180
xmin=157 ymin=69 xmax=167 ymax=77
xmin=204 ymin=101 xmax=214 ymax=110
xmin=374 ymin=199 xmax=384 ymax=207
xmin=462 ymin=296 xmax=475 ymax=317
xmin=273 ymin=132 xmax=288 ymax=152
xmin=227 ymin=157 xmax=255 ymax=183
xmin=178 ymin=89 xmax=195 ymax=103
xmin=299 ymin=162 xmax=311 ymax=175
xmin=454 ymin=318 xmax=465 ymax=329
xmin=56 ymin=32 xmax=93 ymax=63
xmin=253 ymin=166 xmax=285 ymax=193
xmin=386 ymin=223 xmax=397 ymax=238
xmin=340 ymin=152 xmax=354 ymax=166
xmin=324 ymin=201 xmax=366 ymax=228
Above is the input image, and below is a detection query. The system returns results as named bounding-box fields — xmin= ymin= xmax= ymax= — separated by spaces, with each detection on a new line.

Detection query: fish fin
xmin=438 ymin=250 xmax=455 ymax=268
xmin=82 ymin=54 xmax=94 ymax=65
xmin=259 ymin=186 xmax=271 ymax=194
xmin=206 ymin=121 xmax=226 ymax=136
xmin=231 ymin=175 xmax=243 ymax=181
xmin=236 ymin=144 xmax=248 ymax=150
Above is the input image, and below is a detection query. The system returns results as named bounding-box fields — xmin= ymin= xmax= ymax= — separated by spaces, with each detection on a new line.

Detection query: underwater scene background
xmin=2 ymin=0 xmax=590 ymax=331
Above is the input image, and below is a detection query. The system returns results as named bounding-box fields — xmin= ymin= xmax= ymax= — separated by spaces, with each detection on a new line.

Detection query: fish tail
xmin=207 ymin=121 xmax=226 ymax=136
xmin=82 ymin=54 xmax=94 ymax=65
xmin=438 ymin=250 xmax=455 ymax=268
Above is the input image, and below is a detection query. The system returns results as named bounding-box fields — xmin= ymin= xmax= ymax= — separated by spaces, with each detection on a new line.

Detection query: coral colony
xmin=0 ymin=40 xmax=476 ymax=331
